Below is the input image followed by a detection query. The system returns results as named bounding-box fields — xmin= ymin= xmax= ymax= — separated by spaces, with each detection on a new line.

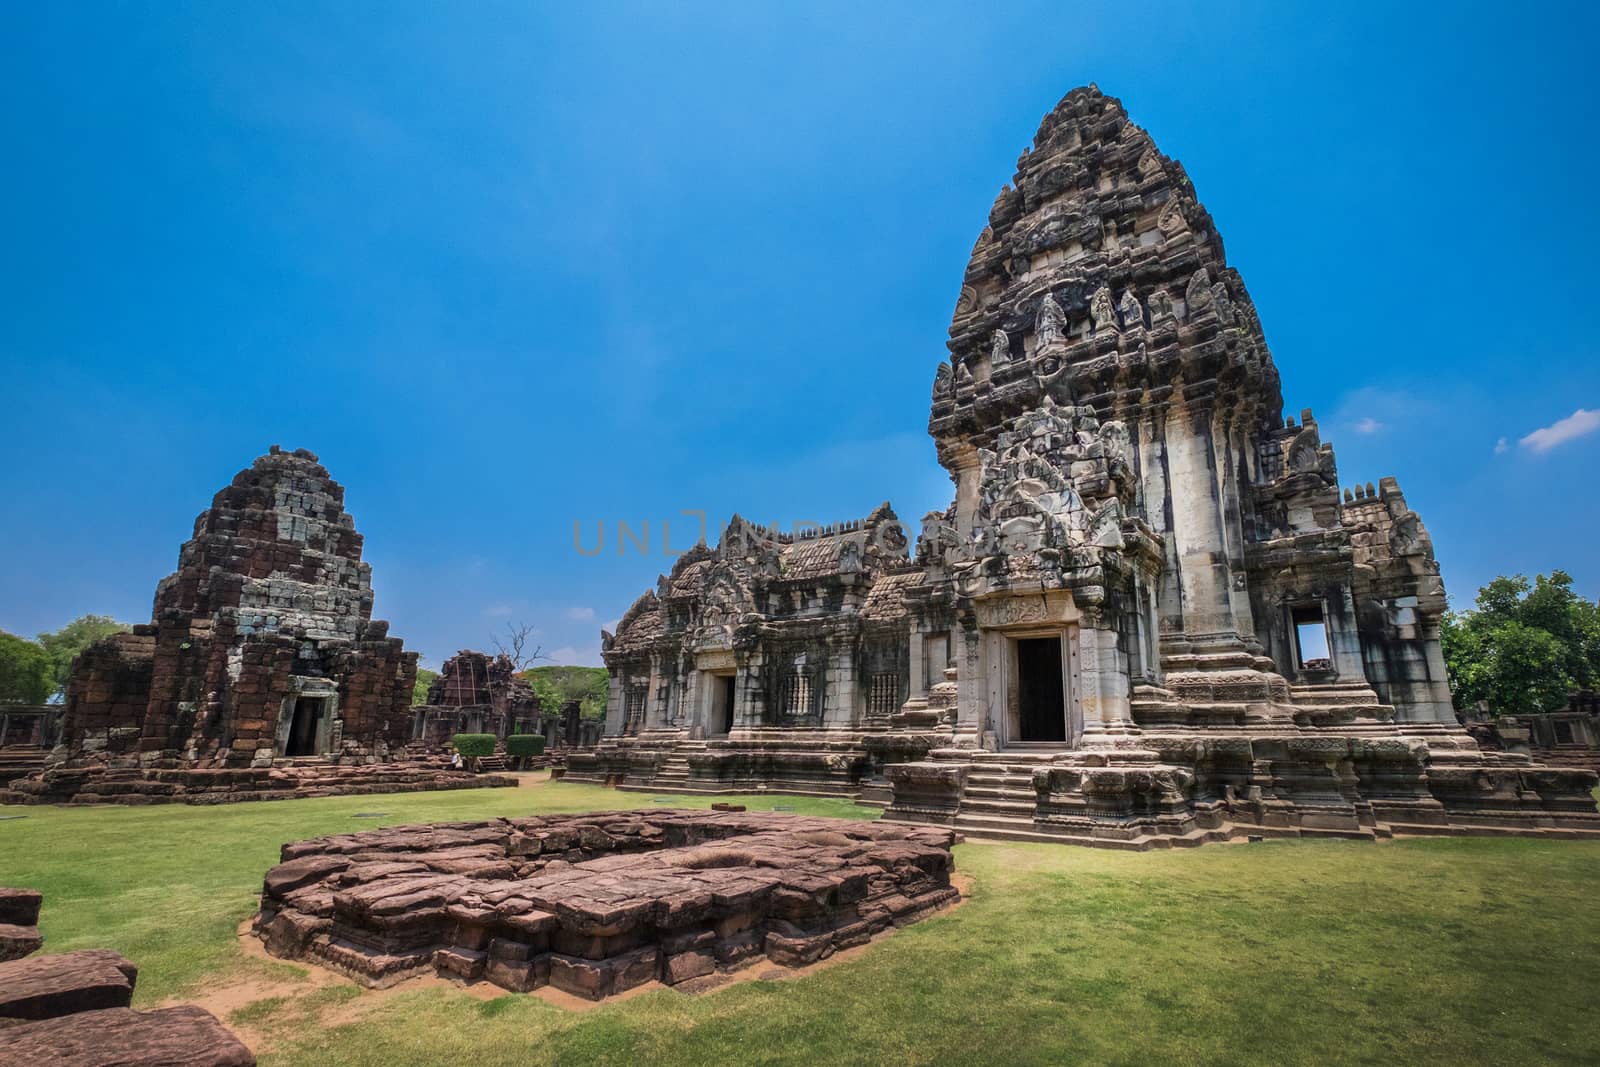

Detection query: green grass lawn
xmin=2 ymin=778 xmax=1597 ymax=1066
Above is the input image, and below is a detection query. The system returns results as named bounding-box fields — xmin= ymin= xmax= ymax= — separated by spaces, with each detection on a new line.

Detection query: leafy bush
xmin=505 ymin=734 xmax=546 ymax=757
xmin=451 ymin=733 xmax=496 ymax=758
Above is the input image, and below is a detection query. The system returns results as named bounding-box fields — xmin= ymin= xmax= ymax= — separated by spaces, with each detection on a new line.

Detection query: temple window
xmin=1292 ymin=604 xmax=1331 ymax=673
xmin=868 ymin=673 xmax=900 ymax=718
xmin=1554 ymin=721 xmax=1575 ymax=745
xmin=784 ymin=672 xmax=813 ymax=718
xmin=624 ymin=684 xmax=647 ymax=733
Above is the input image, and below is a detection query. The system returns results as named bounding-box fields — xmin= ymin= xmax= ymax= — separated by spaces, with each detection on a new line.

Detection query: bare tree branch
xmin=492 ymin=621 xmax=548 ymax=672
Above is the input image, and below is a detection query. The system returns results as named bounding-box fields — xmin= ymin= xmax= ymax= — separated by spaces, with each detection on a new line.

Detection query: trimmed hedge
xmin=451 ymin=733 xmax=496 ymax=758
xmin=506 ymin=734 xmax=546 ymax=757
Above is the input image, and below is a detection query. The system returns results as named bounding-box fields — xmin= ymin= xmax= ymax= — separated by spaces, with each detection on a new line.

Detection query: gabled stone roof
xmin=860 ymin=571 xmax=920 ymax=620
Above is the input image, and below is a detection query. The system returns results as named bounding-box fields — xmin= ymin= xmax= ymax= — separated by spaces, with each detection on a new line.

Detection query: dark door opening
xmin=1017 ymin=637 xmax=1066 ymax=743
xmin=717 ymin=675 xmax=736 ymax=734
xmin=285 ymin=697 xmax=325 ymax=757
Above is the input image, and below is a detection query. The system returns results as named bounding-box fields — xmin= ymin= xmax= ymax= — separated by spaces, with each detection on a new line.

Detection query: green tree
xmin=413 ymin=666 xmax=439 ymax=706
xmin=0 ymin=630 xmax=55 ymax=705
xmin=522 ymin=665 xmax=610 ymax=718
xmin=1443 ymin=571 xmax=1600 ymax=717
xmin=37 ymin=614 xmax=131 ymax=698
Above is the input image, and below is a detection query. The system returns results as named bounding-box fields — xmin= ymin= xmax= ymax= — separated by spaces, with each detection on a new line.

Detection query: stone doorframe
xmin=984 ymin=625 xmax=1082 ymax=749
xmin=692 ymin=649 xmax=739 ymax=738
xmin=971 ymin=590 xmax=1085 ymax=750
xmin=270 ymin=676 xmax=341 ymax=763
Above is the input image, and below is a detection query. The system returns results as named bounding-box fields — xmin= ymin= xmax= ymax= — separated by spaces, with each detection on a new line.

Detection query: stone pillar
xmin=601 ymin=673 xmax=625 ymax=737
xmin=970 ymin=625 xmax=997 ymax=744
xmin=734 ymin=651 xmax=763 ymax=729
xmin=908 ymin=623 xmax=927 ymax=701
xmin=1327 ymin=588 xmax=1367 ymax=680
xmin=681 ymin=667 xmax=705 ymax=735
xmin=823 ymin=633 xmax=857 ymax=728
xmin=1161 ymin=403 xmax=1239 ymax=639
xmin=1076 ymin=623 xmax=1133 ymax=735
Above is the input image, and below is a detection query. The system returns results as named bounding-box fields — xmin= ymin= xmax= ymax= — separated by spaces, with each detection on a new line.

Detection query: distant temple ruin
xmin=4 ymin=447 xmax=510 ymax=804
xmin=569 ymin=86 xmax=1600 ymax=844
xmin=410 ymin=651 xmax=603 ymax=750
xmin=412 ymin=650 xmax=543 ymax=746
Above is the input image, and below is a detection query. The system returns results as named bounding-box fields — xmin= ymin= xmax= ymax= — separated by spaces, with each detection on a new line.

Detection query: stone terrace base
xmin=564 ymin=727 xmax=950 ymax=800
xmin=254 ymin=810 xmax=958 ymax=1001
xmin=2 ymin=757 xmax=517 ymax=806
xmin=0 ymin=887 xmax=43 ymax=962
xmin=880 ymin=731 xmax=1600 ymax=850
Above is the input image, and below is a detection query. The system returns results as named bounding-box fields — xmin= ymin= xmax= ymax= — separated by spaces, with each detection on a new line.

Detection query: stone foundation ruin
xmin=0 ymin=887 xmax=253 ymax=1065
xmin=567 ymin=85 xmax=1600 ymax=847
xmin=3 ymin=447 xmax=509 ymax=806
xmin=253 ymin=810 xmax=958 ymax=1001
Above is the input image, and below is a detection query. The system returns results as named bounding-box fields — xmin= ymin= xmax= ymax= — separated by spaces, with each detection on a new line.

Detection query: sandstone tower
xmin=571 ymin=87 xmax=1599 ymax=844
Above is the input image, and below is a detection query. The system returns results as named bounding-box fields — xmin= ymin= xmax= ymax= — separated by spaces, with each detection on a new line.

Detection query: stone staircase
xmin=915 ymin=749 xmax=1245 ymax=849
xmin=951 ymin=758 xmax=1043 ymax=838
xmin=640 ymin=742 xmax=711 ymax=792
xmin=0 ymin=747 xmax=47 ymax=785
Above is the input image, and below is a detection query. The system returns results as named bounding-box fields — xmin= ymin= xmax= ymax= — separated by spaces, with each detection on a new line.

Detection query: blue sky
xmin=3 ymin=3 xmax=1596 ymax=668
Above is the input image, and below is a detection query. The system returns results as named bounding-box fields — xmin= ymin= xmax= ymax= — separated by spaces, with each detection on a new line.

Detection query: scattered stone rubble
xmin=4 ymin=755 xmax=516 ymax=806
xmin=3 ymin=448 xmax=508 ymax=807
xmin=568 ymin=85 xmax=1600 ymax=846
xmin=254 ymin=810 xmax=958 ymax=1001
xmin=0 ymin=887 xmax=43 ymax=962
xmin=0 ymin=888 xmax=252 ymax=1065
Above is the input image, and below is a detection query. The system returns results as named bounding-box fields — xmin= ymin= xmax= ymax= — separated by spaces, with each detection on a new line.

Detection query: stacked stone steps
xmin=652 ymin=752 xmax=693 ymax=789
xmin=958 ymin=763 xmax=1043 ymax=819
xmin=0 ymin=746 xmax=47 ymax=781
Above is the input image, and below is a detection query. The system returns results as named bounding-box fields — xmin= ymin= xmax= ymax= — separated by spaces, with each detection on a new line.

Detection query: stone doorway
xmin=285 ymin=697 xmax=326 ymax=757
xmin=1016 ymin=637 xmax=1067 ymax=743
xmin=711 ymin=673 xmax=736 ymax=735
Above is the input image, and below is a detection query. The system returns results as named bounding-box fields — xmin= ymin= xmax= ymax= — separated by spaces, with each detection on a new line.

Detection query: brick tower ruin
xmin=568 ymin=86 xmax=1600 ymax=845
xmin=3 ymin=448 xmax=514 ymax=804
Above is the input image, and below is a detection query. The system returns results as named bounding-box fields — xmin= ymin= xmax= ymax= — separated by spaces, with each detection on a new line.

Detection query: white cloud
xmin=484 ymin=603 xmax=515 ymax=618
xmin=547 ymin=646 xmax=582 ymax=665
xmin=1494 ymin=437 xmax=1509 ymax=455
xmin=1352 ymin=417 xmax=1384 ymax=434
xmin=1518 ymin=408 xmax=1600 ymax=454
xmin=564 ymin=606 xmax=597 ymax=622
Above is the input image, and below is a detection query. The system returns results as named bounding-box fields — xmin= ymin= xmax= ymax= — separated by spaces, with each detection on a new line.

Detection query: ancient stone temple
xmin=412 ymin=650 xmax=544 ymax=745
xmin=4 ymin=447 xmax=510 ymax=805
xmin=568 ymin=86 xmax=1600 ymax=845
